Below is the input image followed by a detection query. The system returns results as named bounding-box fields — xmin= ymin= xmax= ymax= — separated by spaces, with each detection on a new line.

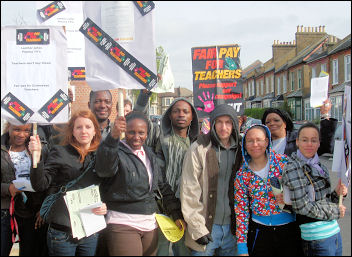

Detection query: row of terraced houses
xmin=242 ymin=25 xmax=351 ymax=122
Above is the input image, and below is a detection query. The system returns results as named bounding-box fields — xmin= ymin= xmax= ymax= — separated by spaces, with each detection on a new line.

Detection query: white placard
xmin=310 ymin=76 xmax=329 ymax=107
xmin=101 ymin=1 xmax=135 ymax=43
xmin=82 ymin=1 xmax=156 ymax=91
xmin=1 ymin=26 xmax=68 ymax=125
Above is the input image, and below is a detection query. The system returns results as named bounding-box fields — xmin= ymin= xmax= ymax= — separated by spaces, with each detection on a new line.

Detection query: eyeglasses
xmin=246 ymin=139 xmax=267 ymax=146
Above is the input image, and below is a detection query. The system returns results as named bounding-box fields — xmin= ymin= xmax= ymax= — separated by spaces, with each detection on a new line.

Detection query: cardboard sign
xmin=192 ymin=45 xmax=244 ymax=118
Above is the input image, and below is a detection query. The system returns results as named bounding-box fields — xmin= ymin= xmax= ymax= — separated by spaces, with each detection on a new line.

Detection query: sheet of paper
xmin=12 ymin=179 xmax=35 ymax=192
xmin=310 ymin=76 xmax=329 ymax=107
xmin=63 ymin=185 xmax=105 ymax=239
xmin=101 ymin=1 xmax=134 ymax=42
xmin=79 ymin=202 xmax=106 ymax=237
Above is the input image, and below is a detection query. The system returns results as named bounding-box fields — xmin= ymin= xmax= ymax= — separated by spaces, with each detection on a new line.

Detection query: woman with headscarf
xmin=282 ymin=122 xmax=348 ymax=256
xmin=261 ymin=99 xmax=337 ymax=156
xmin=234 ymin=124 xmax=301 ymax=256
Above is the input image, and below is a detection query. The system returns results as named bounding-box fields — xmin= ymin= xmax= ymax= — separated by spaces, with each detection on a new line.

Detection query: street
xmin=320 ymin=154 xmax=351 ymax=256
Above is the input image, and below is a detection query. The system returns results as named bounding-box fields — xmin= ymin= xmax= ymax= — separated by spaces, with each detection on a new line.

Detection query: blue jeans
xmin=1 ymin=210 xmax=13 ymax=256
xmin=47 ymin=226 xmax=98 ymax=256
xmin=157 ymin=227 xmax=191 ymax=256
xmin=302 ymin=232 xmax=342 ymax=256
xmin=191 ymin=224 xmax=237 ymax=256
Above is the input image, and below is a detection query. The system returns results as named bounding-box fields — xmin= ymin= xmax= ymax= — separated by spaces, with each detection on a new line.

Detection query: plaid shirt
xmin=282 ymin=152 xmax=340 ymax=221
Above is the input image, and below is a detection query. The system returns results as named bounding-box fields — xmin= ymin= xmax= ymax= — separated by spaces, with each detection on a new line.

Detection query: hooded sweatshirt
xmin=234 ymin=124 xmax=295 ymax=255
xmin=209 ymin=104 xmax=240 ymax=225
xmin=158 ymin=97 xmax=199 ymax=197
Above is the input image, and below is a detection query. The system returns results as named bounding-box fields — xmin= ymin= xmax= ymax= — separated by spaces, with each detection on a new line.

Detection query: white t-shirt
xmin=253 ymin=160 xmax=270 ymax=181
xmin=272 ymin=137 xmax=287 ymax=154
xmin=9 ymin=150 xmax=31 ymax=180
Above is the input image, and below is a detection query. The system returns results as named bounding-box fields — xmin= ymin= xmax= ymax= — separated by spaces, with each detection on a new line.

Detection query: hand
xmin=92 ymin=203 xmax=107 ymax=215
xmin=339 ymin=204 xmax=346 ymax=218
xmin=34 ymin=211 xmax=45 ymax=229
xmin=238 ymin=115 xmax=247 ymax=131
xmin=8 ymin=183 xmax=22 ymax=198
xmin=275 ymin=193 xmax=285 ymax=205
xmin=111 ymin=116 xmax=126 ymax=139
xmin=196 ymin=233 xmax=213 ymax=245
xmin=335 ymin=179 xmax=348 ymax=197
xmin=175 ymin=219 xmax=186 ymax=231
xmin=320 ymin=99 xmax=332 ymax=119
xmin=28 ymin=135 xmax=41 ymax=163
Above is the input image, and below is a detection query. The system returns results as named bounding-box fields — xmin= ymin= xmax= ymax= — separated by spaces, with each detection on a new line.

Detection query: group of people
xmin=1 ymin=88 xmax=348 ymax=256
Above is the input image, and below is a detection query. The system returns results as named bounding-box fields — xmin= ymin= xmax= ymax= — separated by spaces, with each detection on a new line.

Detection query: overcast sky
xmin=2 ymin=1 xmax=351 ymax=91
xmin=154 ymin=1 xmax=351 ymax=90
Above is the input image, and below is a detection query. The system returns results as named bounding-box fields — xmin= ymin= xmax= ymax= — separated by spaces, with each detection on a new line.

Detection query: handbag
xmin=39 ymin=155 xmax=95 ymax=222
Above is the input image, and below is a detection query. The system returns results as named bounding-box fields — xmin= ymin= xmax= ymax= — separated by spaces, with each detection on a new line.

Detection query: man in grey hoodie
xmin=180 ymin=104 xmax=242 ymax=256
xmin=134 ymin=90 xmax=199 ymax=256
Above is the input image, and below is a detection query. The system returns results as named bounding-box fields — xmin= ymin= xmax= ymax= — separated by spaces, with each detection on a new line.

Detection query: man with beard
xmin=134 ymin=90 xmax=199 ymax=256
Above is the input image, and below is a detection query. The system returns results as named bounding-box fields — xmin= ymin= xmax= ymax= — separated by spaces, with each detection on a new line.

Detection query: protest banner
xmin=1 ymin=26 xmax=69 ymax=125
xmin=191 ymin=44 xmax=244 ymax=118
xmin=153 ymin=46 xmax=175 ymax=93
xmin=332 ymin=86 xmax=351 ymax=189
xmin=81 ymin=1 xmax=157 ymax=91
xmin=36 ymin=1 xmax=86 ymax=81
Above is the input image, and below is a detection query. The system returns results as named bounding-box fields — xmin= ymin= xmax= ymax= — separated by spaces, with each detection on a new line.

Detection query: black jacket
xmin=284 ymin=118 xmax=338 ymax=156
xmin=30 ymin=144 xmax=101 ymax=228
xmin=96 ymin=133 xmax=183 ymax=222
xmin=1 ymin=132 xmax=49 ymax=218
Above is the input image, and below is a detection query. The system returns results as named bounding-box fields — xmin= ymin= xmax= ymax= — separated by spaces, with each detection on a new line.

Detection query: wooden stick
xmin=118 ymin=89 xmax=125 ymax=139
xmin=32 ymin=123 xmax=38 ymax=168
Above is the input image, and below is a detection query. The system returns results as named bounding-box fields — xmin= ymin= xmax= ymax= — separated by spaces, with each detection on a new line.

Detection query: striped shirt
xmin=300 ymin=220 xmax=340 ymax=241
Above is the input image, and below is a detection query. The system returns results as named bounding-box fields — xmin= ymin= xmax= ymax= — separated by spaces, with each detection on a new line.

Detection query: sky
xmin=154 ymin=1 xmax=351 ymax=91
xmin=1 ymin=1 xmax=351 ymax=91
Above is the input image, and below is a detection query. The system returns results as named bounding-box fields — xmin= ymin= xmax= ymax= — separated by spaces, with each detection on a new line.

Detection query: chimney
xmin=301 ymin=25 xmax=304 ymax=32
xmin=297 ymin=25 xmax=300 ymax=32
xmin=319 ymin=25 xmax=322 ymax=32
xmin=322 ymin=25 xmax=325 ymax=32
xmin=293 ymin=40 xmax=296 ymax=45
xmin=308 ymin=26 xmax=311 ymax=32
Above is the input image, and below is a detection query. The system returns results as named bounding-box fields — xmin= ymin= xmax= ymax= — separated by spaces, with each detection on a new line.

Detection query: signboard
xmin=1 ymin=26 xmax=68 ymax=125
xmin=191 ymin=45 xmax=244 ymax=118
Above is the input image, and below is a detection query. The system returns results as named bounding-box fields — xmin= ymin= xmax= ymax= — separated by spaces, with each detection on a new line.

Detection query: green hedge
xmin=244 ymin=108 xmax=268 ymax=119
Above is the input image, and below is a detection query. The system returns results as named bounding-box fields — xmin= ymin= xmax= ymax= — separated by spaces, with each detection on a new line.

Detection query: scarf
xmin=297 ymin=150 xmax=325 ymax=176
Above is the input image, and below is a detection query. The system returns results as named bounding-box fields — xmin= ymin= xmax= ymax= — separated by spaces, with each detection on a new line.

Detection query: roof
xmin=287 ymin=36 xmax=328 ymax=69
xmin=158 ymin=87 xmax=193 ymax=98
xmin=330 ymin=81 xmax=351 ymax=94
xmin=245 ymin=96 xmax=255 ymax=101
xmin=305 ymin=49 xmax=328 ymax=64
xmin=275 ymin=63 xmax=287 ymax=73
xmin=328 ymin=34 xmax=351 ymax=55
xmin=263 ymin=92 xmax=274 ymax=99
xmin=252 ymin=96 xmax=263 ymax=102
xmin=286 ymin=90 xmax=302 ymax=98
xmin=272 ymin=94 xmax=284 ymax=102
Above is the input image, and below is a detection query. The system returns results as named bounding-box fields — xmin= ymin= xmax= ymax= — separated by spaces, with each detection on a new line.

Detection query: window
xmin=164 ymin=97 xmax=173 ymax=106
xmin=277 ymin=77 xmax=281 ymax=95
xmin=311 ymin=66 xmax=316 ymax=78
xmin=266 ymin=77 xmax=269 ymax=93
xmin=290 ymin=72 xmax=295 ymax=91
xmin=256 ymin=83 xmax=259 ymax=96
xmin=271 ymin=76 xmax=274 ymax=93
xmin=321 ymin=63 xmax=327 ymax=73
xmin=345 ymin=55 xmax=351 ymax=82
xmin=283 ymin=75 xmax=287 ymax=93
xmin=298 ymin=70 xmax=302 ymax=89
xmin=332 ymin=59 xmax=338 ymax=85
xmin=251 ymin=81 xmax=255 ymax=96
xmin=260 ymin=80 xmax=264 ymax=95
xmin=304 ymin=99 xmax=320 ymax=121
xmin=331 ymin=95 xmax=343 ymax=121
